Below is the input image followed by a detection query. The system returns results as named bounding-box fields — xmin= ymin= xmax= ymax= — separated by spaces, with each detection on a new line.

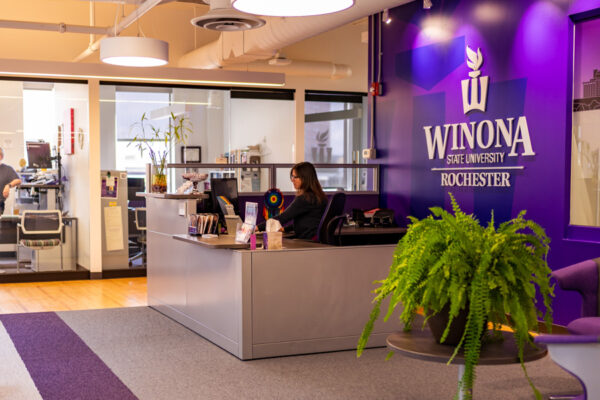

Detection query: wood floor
xmin=0 ymin=277 xmax=147 ymax=314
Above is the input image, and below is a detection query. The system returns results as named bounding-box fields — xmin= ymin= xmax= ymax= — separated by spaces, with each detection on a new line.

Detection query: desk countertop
xmin=173 ymin=234 xmax=329 ymax=250
xmin=339 ymin=225 xmax=407 ymax=236
xmin=1 ymin=215 xmax=76 ymax=221
xmin=19 ymin=184 xmax=61 ymax=189
xmin=174 ymin=234 xmax=251 ymax=249
xmin=138 ymin=192 xmax=208 ymax=200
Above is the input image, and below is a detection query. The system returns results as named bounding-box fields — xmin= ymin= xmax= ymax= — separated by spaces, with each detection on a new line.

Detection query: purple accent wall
xmin=373 ymin=0 xmax=600 ymax=325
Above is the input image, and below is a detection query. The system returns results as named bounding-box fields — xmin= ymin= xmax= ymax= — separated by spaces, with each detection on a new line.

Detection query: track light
xmin=382 ymin=9 xmax=391 ymax=24
xmin=423 ymin=0 xmax=433 ymax=9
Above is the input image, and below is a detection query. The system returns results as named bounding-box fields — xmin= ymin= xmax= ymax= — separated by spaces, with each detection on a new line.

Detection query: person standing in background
xmin=0 ymin=147 xmax=21 ymax=215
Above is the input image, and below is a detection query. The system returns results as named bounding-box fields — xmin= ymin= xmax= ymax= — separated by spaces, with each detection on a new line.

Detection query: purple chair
xmin=534 ymin=334 xmax=600 ymax=400
xmin=552 ymin=259 xmax=600 ymax=335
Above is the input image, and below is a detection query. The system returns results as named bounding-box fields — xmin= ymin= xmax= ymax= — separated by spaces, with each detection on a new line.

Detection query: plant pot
xmin=426 ymin=304 xmax=469 ymax=346
xmin=151 ymin=174 xmax=167 ymax=193
xmin=427 ymin=304 xmax=488 ymax=346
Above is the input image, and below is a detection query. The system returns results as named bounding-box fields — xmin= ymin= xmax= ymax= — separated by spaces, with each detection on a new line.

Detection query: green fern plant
xmin=356 ymin=193 xmax=554 ymax=400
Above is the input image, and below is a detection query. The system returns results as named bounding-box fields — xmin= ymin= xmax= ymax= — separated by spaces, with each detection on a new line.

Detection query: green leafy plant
xmin=130 ymin=112 xmax=190 ymax=179
xmin=357 ymin=193 xmax=554 ymax=400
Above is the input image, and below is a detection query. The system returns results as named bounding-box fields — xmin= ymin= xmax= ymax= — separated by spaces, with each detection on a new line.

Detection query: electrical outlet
xmin=362 ymin=148 xmax=376 ymax=159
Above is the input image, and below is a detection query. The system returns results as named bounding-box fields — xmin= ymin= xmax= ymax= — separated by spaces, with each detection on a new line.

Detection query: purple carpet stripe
xmin=0 ymin=312 xmax=138 ymax=400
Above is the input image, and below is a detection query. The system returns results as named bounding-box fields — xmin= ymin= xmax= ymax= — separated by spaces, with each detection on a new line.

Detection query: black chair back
xmin=20 ymin=210 xmax=62 ymax=241
xmin=317 ymin=192 xmax=346 ymax=244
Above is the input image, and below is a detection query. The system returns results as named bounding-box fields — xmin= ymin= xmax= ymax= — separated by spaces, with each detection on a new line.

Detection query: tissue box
xmin=263 ymin=231 xmax=282 ymax=250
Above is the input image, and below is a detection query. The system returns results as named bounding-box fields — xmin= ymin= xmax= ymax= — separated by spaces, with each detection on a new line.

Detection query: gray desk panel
xmin=147 ymin=232 xmax=187 ymax=310
xmin=250 ymin=246 xmax=398 ymax=345
xmin=185 ymin=246 xmax=242 ymax=346
xmin=146 ymin=197 xmax=190 ymax=235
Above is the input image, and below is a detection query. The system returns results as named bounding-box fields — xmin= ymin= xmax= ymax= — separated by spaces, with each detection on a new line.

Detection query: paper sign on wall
xmin=63 ymin=108 xmax=75 ymax=155
xmin=104 ymin=206 xmax=124 ymax=252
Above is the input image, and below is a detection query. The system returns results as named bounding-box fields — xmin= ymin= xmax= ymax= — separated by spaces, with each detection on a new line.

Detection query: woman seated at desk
xmin=257 ymin=162 xmax=327 ymax=240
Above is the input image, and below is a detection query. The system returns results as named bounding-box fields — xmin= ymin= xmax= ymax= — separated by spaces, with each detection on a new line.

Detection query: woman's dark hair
xmin=291 ymin=162 xmax=327 ymax=204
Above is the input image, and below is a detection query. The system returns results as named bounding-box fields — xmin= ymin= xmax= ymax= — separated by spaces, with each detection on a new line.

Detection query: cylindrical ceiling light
xmin=232 ymin=0 xmax=354 ymax=17
xmin=100 ymin=37 xmax=169 ymax=67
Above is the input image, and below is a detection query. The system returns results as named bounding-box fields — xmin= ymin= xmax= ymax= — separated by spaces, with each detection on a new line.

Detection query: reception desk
xmin=145 ymin=195 xmax=401 ymax=360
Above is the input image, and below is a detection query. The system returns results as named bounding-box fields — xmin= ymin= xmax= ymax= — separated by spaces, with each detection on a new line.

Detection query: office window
xmin=23 ymin=88 xmax=57 ymax=152
xmin=113 ymin=90 xmax=171 ymax=174
xmin=304 ymin=91 xmax=368 ymax=191
xmin=570 ymin=16 xmax=600 ymax=227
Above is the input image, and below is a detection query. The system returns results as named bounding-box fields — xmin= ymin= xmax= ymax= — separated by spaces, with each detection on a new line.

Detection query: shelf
xmin=137 ymin=192 xmax=209 ymax=200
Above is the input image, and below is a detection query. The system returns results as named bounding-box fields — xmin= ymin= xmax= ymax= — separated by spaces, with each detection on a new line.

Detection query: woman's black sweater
xmin=257 ymin=194 xmax=327 ymax=239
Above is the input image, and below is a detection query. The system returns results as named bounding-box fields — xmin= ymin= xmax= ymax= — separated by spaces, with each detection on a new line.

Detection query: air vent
xmin=191 ymin=5 xmax=265 ymax=31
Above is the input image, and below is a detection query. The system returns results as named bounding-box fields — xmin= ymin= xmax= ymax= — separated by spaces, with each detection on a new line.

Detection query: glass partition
xmin=169 ymin=163 xmax=379 ymax=195
xmin=169 ymin=165 xmax=271 ymax=193
xmin=0 ymin=78 xmax=89 ymax=276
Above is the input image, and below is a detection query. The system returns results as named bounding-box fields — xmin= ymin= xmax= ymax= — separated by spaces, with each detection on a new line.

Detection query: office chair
xmin=16 ymin=210 xmax=63 ymax=272
xmin=325 ymin=214 xmax=347 ymax=246
xmin=536 ymin=259 xmax=600 ymax=400
xmin=552 ymin=259 xmax=600 ymax=335
xmin=534 ymin=334 xmax=600 ymax=400
xmin=316 ymin=192 xmax=346 ymax=244
xmin=129 ymin=208 xmax=146 ymax=267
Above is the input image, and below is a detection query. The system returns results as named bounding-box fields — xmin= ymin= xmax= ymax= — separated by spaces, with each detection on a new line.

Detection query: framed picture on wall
xmin=570 ymin=13 xmax=600 ymax=228
xmin=181 ymin=146 xmax=201 ymax=163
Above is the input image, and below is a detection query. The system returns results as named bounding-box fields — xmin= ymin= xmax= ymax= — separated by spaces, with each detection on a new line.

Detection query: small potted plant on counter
xmin=356 ymin=193 xmax=554 ymax=400
xmin=131 ymin=112 xmax=190 ymax=193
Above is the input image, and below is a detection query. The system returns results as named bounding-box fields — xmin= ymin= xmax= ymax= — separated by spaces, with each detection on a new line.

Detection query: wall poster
xmin=571 ymin=15 xmax=600 ymax=227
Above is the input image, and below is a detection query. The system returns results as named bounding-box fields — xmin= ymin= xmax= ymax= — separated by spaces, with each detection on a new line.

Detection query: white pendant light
xmin=232 ymin=0 xmax=354 ymax=17
xmin=100 ymin=37 xmax=169 ymax=67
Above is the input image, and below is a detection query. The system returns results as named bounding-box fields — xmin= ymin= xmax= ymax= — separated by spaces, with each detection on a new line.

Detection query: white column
xmin=294 ymin=88 xmax=305 ymax=163
xmin=88 ymin=79 xmax=102 ymax=276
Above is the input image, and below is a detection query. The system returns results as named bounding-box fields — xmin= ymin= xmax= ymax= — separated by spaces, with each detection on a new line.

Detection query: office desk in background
xmin=17 ymin=184 xmax=62 ymax=210
xmin=335 ymin=225 xmax=406 ymax=246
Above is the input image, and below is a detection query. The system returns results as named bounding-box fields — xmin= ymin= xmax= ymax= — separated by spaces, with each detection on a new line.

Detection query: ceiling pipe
xmin=0 ymin=19 xmax=108 ymax=35
xmin=71 ymin=0 xmax=142 ymax=3
xmin=73 ymin=0 xmax=165 ymax=62
xmin=179 ymin=0 xmax=413 ymax=70
xmin=89 ymin=3 xmax=96 ymax=51
xmin=243 ymin=60 xmax=352 ymax=79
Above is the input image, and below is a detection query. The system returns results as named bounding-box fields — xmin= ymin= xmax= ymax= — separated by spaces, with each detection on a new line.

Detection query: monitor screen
xmin=210 ymin=178 xmax=239 ymax=217
xmin=127 ymin=177 xmax=146 ymax=207
xmin=26 ymin=142 xmax=52 ymax=169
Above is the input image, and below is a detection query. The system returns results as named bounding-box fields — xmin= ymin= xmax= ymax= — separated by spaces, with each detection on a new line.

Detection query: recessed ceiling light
xmin=232 ymin=0 xmax=354 ymax=17
xmin=100 ymin=37 xmax=169 ymax=67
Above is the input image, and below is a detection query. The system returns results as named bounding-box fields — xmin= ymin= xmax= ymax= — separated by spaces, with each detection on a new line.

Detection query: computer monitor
xmin=26 ymin=142 xmax=52 ymax=169
xmin=210 ymin=177 xmax=239 ymax=219
xmin=127 ymin=177 xmax=146 ymax=208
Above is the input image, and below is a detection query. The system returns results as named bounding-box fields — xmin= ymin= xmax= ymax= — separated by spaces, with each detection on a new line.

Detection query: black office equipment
xmin=352 ymin=208 xmax=367 ymax=227
xmin=210 ymin=178 xmax=240 ymax=221
xmin=127 ymin=177 xmax=146 ymax=208
xmin=372 ymin=209 xmax=395 ymax=227
xmin=26 ymin=142 xmax=52 ymax=169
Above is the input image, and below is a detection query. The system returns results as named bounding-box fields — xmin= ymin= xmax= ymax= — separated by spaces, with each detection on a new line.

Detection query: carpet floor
xmin=0 ymin=307 xmax=583 ymax=399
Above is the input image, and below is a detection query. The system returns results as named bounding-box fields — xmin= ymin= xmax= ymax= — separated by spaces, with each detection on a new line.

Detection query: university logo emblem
xmin=461 ymin=46 xmax=489 ymax=114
